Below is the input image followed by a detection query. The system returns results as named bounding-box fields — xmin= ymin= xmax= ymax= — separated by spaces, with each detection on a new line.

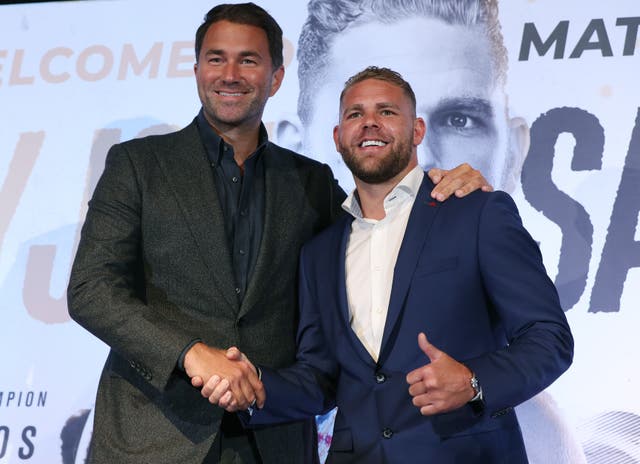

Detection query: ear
xmin=504 ymin=116 xmax=530 ymax=192
xmin=333 ymin=125 xmax=341 ymax=152
xmin=269 ymin=65 xmax=285 ymax=97
xmin=413 ymin=117 xmax=426 ymax=146
xmin=273 ymin=114 xmax=303 ymax=153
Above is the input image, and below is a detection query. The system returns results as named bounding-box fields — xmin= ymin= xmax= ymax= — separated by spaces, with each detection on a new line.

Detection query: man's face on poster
xmin=292 ymin=16 xmax=528 ymax=191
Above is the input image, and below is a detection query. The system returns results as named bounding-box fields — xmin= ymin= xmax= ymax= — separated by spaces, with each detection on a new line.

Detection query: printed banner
xmin=0 ymin=0 xmax=638 ymax=462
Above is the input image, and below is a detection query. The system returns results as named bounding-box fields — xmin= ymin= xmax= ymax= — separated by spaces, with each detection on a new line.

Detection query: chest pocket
xmin=414 ymin=256 xmax=458 ymax=278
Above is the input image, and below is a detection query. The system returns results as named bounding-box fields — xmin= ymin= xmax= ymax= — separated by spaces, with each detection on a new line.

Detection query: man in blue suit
xmin=202 ymin=66 xmax=574 ymax=463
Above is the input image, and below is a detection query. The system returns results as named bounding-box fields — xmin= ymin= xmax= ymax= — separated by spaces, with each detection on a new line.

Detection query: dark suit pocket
xmin=414 ymin=256 xmax=458 ymax=278
xmin=329 ymin=427 xmax=353 ymax=452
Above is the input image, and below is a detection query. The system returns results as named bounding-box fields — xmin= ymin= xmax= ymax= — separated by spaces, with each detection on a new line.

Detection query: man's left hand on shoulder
xmin=428 ymin=163 xmax=493 ymax=202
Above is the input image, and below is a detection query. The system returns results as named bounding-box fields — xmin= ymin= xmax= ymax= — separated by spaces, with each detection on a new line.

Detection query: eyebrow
xmin=430 ymin=97 xmax=494 ymax=117
xmin=342 ymin=101 xmax=401 ymax=115
xmin=204 ymin=49 xmax=262 ymax=59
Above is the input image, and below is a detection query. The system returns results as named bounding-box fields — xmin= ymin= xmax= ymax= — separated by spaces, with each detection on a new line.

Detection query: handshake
xmin=184 ymin=342 xmax=264 ymax=412
xmin=184 ymin=333 xmax=480 ymax=416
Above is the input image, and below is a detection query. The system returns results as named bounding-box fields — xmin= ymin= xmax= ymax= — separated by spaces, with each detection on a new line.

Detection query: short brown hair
xmin=195 ymin=3 xmax=283 ymax=69
xmin=340 ymin=66 xmax=417 ymax=115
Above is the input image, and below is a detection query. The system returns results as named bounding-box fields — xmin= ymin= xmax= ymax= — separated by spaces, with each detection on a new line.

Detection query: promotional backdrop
xmin=1 ymin=0 xmax=638 ymax=462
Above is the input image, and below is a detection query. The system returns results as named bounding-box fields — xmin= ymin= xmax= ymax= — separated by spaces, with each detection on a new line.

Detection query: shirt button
xmin=240 ymin=210 xmax=247 ymax=216
xmin=235 ymin=287 xmax=241 ymax=294
xmin=382 ymin=428 xmax=393 ymax=439
xmin=232 ymin=176 xmax=239 ymax=183
xmin=239 ymin=249 xmax=245 ymax=255
xmin=375 ymin=372 xmax=386 ymax=384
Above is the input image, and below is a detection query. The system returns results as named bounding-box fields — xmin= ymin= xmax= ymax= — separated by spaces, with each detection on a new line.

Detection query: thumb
xmin=191 ymin=375 xmax=203 ymax=388
xmin=418 ymin=332 xmax=442 ymax=362
xmin=226 ymin=346 xmax=243 ymax=360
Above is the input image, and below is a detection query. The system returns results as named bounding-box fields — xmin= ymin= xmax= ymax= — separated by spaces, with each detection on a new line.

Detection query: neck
xmin=222 ymin=129 xmax=260 ymax=167
xmin=354 ymin=181 xmax=393 ymax=220
xmin=204 ymin=113 xmax=263 ymax=166
xmin=354 ymin=161 xmax=418 ymax=220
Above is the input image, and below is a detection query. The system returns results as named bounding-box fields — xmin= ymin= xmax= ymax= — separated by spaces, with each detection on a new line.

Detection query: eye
xmin=346 ymin=111 xmax=361 ymax=119
xmin=241 ymin=58 xmax=258 ymax=65
xmin=428 ymin=100 xmax=495 ymax=138
xmin=208 ymin=56 xmax=222 ymax=64
xmin=446 ymin=113 xmax=472 ymax=128
xmin=431 ymin=111 xmax=487 ymax=133
xmin=381 ymin=109 xmax=395 ymax=116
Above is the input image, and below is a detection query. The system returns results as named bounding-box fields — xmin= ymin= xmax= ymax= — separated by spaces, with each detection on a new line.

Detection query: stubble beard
xmin=202 ymin=87 xmax=266 ymax=130
xmin=339 ymin=138 xmax=413 ymax=184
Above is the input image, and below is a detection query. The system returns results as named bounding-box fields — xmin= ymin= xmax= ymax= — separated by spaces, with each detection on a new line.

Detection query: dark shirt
xmin=195 ymin=110 xmax=272 ymax=453
xmin=177 ymin=110 xmax=268 ymax=371
xmin=196 ymin=108 xmax=267 ymax=303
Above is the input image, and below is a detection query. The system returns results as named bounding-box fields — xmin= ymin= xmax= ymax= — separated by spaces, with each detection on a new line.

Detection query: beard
xmin=339 ymin=138 xmax=413 ymax=184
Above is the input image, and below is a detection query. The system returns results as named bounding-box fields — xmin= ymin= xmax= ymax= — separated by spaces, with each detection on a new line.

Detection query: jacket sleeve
xmin=249 ymin=244 xmax=338 ymax=425
xmin=67 ymin=143 xmax=197 ymax=392
xmin=464 ymin=191 xmax=574 ymax=414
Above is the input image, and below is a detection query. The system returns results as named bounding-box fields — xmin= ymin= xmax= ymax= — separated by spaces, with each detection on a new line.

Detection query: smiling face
xmin=303 ymin=16 xmax=524 ymax=191
xmin=333 ymin=78 xmax=425 ymax=185
xmin=194 ymin=20 xmax=284 ymax=133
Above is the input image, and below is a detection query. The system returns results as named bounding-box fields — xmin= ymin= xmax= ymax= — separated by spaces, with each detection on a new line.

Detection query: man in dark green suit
xmin=67 ymin=3 xmax=488 ymax=463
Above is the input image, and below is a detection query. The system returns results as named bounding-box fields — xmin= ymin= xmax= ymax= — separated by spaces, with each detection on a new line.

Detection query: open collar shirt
xmin=342 ymin=165 xmax=424 ymax=361
xmin=196 ymin=108 xmax=267 ymax=303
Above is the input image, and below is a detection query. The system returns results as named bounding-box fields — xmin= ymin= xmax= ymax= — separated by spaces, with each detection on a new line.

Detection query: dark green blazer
xmin=67 ymin=119 xmax=345 ymax=463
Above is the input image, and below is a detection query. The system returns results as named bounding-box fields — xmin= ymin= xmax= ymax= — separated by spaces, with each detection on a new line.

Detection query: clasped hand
xmin=184 ymin=342 xmax=264 ymax=412
xmin=195 ymin=347 xmax=256 ymax=412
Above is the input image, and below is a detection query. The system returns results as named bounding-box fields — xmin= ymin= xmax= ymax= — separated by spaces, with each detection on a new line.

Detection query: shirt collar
xmin=196 ymin=108 xmax=269 ymax=165
xmin=342 ymin=165 xmax=424 ymax=220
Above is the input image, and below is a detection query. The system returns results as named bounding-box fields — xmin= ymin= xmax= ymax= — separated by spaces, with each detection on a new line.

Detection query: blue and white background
xmin=0 ymin=0 xmax=638 ymax=462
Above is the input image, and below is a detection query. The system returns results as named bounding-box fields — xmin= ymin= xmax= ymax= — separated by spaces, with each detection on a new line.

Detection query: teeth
xmin=218 ymin=92 xmax=244 ymax=97
xmin=360 ymin=140 xmax=386 ymax=147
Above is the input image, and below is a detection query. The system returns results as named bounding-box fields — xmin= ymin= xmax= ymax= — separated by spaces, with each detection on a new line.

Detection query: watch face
xmin=471 ymin=376 xmax=479 ymax=390
xmin=470 ymin=375 xmax=483 ymax=403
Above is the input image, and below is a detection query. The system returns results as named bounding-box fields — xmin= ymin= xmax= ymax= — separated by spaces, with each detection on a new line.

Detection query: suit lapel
xmin=240 ymin=145 xmax=299 ymax=317
xmin=154 ymin=122 xmax=238 ymax=313
xmin=378 ymin=176 xmax=440 ymax=363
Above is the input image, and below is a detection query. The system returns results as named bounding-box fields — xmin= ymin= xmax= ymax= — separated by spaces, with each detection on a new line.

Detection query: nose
xmin=221 ymin=62 xmax=240 ymax=83
xmin=362 ymin=111 xmax=379 ymax=129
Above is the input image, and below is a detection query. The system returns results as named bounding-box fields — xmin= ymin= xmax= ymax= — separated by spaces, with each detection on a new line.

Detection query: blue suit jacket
xmin=251 ymin=176 xmax=573 ymax=463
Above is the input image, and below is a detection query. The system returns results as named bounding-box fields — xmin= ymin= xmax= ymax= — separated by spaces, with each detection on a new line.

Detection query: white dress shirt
xmin=342 ymin=166 xmax=424 ymax=361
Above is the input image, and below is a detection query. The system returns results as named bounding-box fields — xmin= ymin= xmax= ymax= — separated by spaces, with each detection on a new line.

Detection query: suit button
xmin=375 ymin=372 xmax=386 ymax=383
xmin=382 ymin=428 xmax=393 ymax=439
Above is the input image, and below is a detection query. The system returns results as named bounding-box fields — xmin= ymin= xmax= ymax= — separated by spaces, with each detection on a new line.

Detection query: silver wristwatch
xmin=469 ymin=373 xmax=483 ymax=402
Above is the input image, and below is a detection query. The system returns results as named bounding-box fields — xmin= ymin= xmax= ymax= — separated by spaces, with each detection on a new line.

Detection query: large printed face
xmin=300 ymin=16 xmax=527 ymax=191
xmin=194 ymin=20 xmax=284 ymax=133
